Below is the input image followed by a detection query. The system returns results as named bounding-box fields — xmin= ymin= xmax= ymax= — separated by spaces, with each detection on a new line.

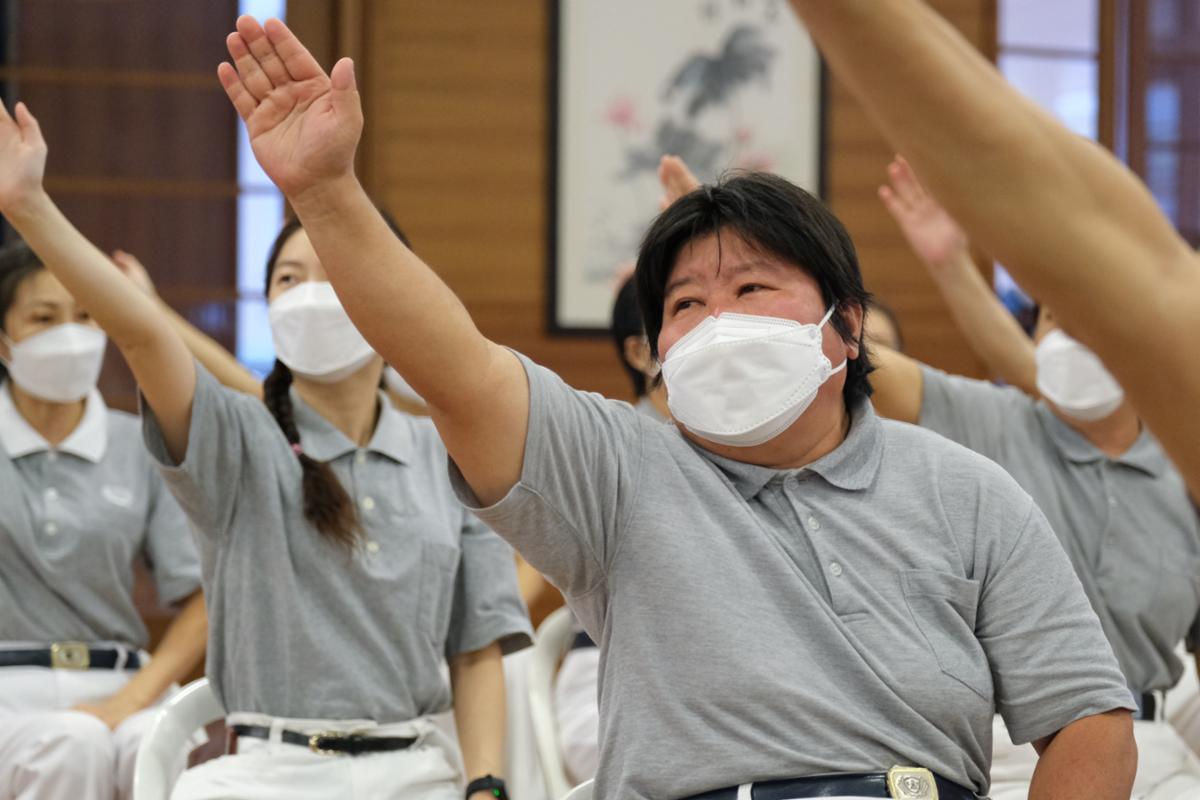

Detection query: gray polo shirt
xmin=921 ymin=366 xmax=1200 ymax=694
xmin=450 ymin=354 xmax=1134 ymax=800
xmin=0 ymin=382 xmax=200 ymax=648
xmin=142 ymin=363 xmax=532 ymax=721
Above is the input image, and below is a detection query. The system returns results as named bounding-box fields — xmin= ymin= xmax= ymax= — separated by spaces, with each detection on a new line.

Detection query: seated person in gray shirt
xmin=871 ymin=156 xmax=1200 ymax=799
xmin=0 ymin=111 xmax=532 ymax=800
xmin=0 ymin=242 xmax=205 ymax=800
xmin=213 ymin=17 xmax=1138 ymax=799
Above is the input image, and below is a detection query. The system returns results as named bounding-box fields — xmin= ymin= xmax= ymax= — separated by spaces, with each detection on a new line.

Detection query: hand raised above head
xmin=878 ymin=155 xmax=970 ymax=271
xmin=658 ymin=155 xmax=702 ymax=210
xmin=217 ymin=15 xmax=363 ymax=200
xmin=0 ymin=101 xmax=47 ymax=213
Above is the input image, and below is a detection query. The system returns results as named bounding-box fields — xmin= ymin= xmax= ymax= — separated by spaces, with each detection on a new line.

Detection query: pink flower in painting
xmin=734 ymin=151 xmax=777 ymax=172
xmin=604 ymin=96 xmax=640 ymax=131
xmin=734 ymin=126 xmax=754 ymax=145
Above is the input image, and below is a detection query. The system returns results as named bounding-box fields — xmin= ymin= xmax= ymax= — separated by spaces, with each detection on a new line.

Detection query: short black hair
xmin=0 ymin=240 xmax=47 ymax=385
xmin=610 ymin=275 xmax=647 ymax=397
xmin=634 ymin=171 xmax=874 ymax=407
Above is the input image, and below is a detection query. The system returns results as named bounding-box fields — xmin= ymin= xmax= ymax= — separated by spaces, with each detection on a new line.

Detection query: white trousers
xmin=990 ymin=714 xmax=1200 ymax=800
xmin=0 ymin=662 xmax=162 ymax=800
xmin=1167 ymin=645 xmax=1200 ymax=757
xmin=171 ymin=712 xmax=463 ymax=800
xmin=554 ymin=646 xmax=600 ymax=788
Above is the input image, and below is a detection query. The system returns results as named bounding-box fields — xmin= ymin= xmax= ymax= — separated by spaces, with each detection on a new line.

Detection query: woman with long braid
xmin=0 ymin=101 xmax=531 ymax=800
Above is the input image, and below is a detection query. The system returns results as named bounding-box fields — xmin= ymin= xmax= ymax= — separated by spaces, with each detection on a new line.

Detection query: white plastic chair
xmin=132 ymin=677 xmax=225 ymax=800
xmin=527 ymin=606 xmax=578 ymax=800
xmin=561 ymin=779 xmax=594 ymax=800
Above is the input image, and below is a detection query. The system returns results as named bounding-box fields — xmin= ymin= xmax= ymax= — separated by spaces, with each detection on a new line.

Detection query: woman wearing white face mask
xmin=0 ymin=241 xmax=206 ymax=800
xmin=872 ymin=156 xmax=1200 ymax=800
xmin=0 ymin=105 xmax=531 ymax=800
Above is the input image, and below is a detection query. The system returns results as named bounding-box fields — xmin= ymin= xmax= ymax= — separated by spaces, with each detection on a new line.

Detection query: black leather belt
xmin=0 ymin=644 xmax=141 ymax=670
xmin=570 ymin=631 xmax=596 ymax=651
xmin=229 ymin=724 xmax=417 ymax=757
xmin=683 ymin=769 xmax=977 ymax=800
xmin=1136 ymin=691 xmax=1164 ymax=722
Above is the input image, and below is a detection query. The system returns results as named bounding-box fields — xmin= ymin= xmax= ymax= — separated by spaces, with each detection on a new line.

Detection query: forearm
xmin=1029 ymin=710 xmax=1136 ymax=800
xmin=288 ymin=176 xmax=528 ymax=503
xmin=450 ymin=643 xmax=506 ymax=795
xmin=112 ymin=591 xmax=207 ymax=709
xmin=5 ymin=190 xmax=196 ymax=456
xmin=929 ymin=251 xmax=1037 ymax=394
xmin=158 ymin=297 xmax=262 ymax=398
xmin=790 ymin=0 xmax=1191 ymax=325
xmin=289 ymin=176 xmax=497 ymax=412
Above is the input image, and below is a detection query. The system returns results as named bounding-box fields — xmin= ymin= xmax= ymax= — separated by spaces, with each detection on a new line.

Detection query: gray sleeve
xmin=448 ymin=353 xmax=646 ymax=598
xmin=141 ymin=468 xmax=203 ymax=606
xmin=919 ymin=366 xmax=1032 ymax=462
xmin=445 ymin=510 xmax=533 ymax=659
xmin=141 ymin=361 xmax=260 ymax=538
xmin=977 ymin=497 xmax=1136 ymax=744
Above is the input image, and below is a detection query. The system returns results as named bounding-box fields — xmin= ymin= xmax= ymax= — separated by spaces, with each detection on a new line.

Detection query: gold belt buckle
xmin=308 ymin=730 xmax=345 ymax=756
xmin=50 ymin=642 xmax=90 ymax=670
xmin=887 ymin=766 xmax=939 ymax=800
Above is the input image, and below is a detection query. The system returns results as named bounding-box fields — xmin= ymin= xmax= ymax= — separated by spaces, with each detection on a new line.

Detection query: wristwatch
xmin=465 ymin=774 xmax=509 ymax=800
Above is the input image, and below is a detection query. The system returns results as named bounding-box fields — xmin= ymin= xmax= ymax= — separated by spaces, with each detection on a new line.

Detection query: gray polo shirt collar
xmin=693 ymin=400 xmax=884 ymax=500
xmin=1035 ymin=404 xmax=1164 ymax=478
xmin=290 ymin=389 xmax=413 ymax=464
xmin=0 ymin=382 xmax=107 ymax=462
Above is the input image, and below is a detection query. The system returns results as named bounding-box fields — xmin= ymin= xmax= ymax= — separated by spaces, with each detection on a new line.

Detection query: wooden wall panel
xmin=340 ymin=0 xmax=997 ymax=401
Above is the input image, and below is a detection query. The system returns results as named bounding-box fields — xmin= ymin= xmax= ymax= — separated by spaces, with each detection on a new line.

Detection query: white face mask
xmin=1035 ymin=329 xmax=1125 ymax=422
xmin=661 ymin=307 xmax=846 ymax=447
xmin=0 ymin=323 xmax=107 ymax=403
xmin=268 ymin=281 xmax=376 ymax=383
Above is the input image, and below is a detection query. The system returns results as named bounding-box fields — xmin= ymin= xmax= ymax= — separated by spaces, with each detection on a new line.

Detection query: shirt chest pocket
xmin=901 ymin=569 xmax=991 ymax=701
xmin=418 ymin=540 xmax=461 ymax=648
xmin=1143 ymin=552 xmax=1200 ymax=643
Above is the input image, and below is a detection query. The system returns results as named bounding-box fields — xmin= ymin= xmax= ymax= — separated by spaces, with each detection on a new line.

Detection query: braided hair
xmin=261 ymin=211 xmax=411 ymax=548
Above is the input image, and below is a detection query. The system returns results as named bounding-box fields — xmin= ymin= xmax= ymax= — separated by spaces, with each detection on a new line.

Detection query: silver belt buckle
xmin=887 ymin=766 xmax=939 ymax=800
xmin=50 ymin=641 xmax=90 ymax=670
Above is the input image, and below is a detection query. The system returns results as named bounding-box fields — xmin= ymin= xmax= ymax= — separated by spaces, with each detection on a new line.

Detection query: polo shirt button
xmin=46 ymin=451 xmax=57 ymax=463
xmin=808 ymin=516 xmax=820 ymax=530
xmin=360 ymin=496 xmax=376 ymax=511
xmin=44 ymin=522 xmax=58 ymax=536
xmin=1108 ymin=497 xmax=1117 ymax=506
xmin=829 ymin=562 xmax=843 ymax=578
xmin=44 ymin=488 xmax=58 ymax=501
xmin=355 ymin=451 xmax=367 ymax=466
xmin=366 ymin=541 xmax=380 ymax=555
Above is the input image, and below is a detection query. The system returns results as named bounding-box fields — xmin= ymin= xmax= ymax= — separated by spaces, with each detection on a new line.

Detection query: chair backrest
xmin=527 ymin=606 xmax=577 ymax=800
xmin=561 ymin=778 xmax=595 ymax=800
xmin=132 ymin=677 xmax=225 ymax=800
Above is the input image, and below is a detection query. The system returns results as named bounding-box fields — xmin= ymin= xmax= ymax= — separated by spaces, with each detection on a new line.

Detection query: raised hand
xmin=878 ymin=156 xmax=970 ymax=271
xmin=658 ymin=155 xmax=702 ymax=210
xmin=0 ymin=102 xmax=47 ymax=213
xmin=111 ymin=250 xmax=158 ymax=297
xmin=217 ymin=16 xmax=362 ymax=199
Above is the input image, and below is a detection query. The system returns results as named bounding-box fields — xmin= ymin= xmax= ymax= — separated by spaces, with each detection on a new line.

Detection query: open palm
xmin=0 ymin=102 xmax=47 ymax=212
xmin=218 ymin=16 xmax=362 ymax=199
xmin=878 ymin=156 xmax=969 ymax=269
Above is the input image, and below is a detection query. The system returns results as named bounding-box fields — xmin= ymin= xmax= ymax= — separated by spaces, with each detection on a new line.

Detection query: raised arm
xmin=217 ymin=16 xmax=526 ymax=505
xmin=0 ymin=103 xmax=195 ymax=462
xmin=112 ymin=250 xmax=263 ymax=399
xmin=789 ymin=0 xmax=1200 ymax=495
xmin=879 ymin=156 xmax=1038 ymax=395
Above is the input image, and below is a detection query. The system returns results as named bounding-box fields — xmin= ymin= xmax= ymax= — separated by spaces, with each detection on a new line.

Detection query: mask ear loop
xmin=0 ymin=331 xmax=13 ymax=368
xmin=818 ymin=304 xmax=852 ymax=375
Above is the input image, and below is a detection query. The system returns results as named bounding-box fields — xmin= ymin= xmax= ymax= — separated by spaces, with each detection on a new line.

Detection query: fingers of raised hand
xmin=237 ymin=15 xmax=291 ymax=88
xmin=226 ymin=31 xmax=275 ymax=102
xmin=218 ymin=61 xmax=258 ymax=121
xmin=263 ymin=17 xmax=326 ymax=82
